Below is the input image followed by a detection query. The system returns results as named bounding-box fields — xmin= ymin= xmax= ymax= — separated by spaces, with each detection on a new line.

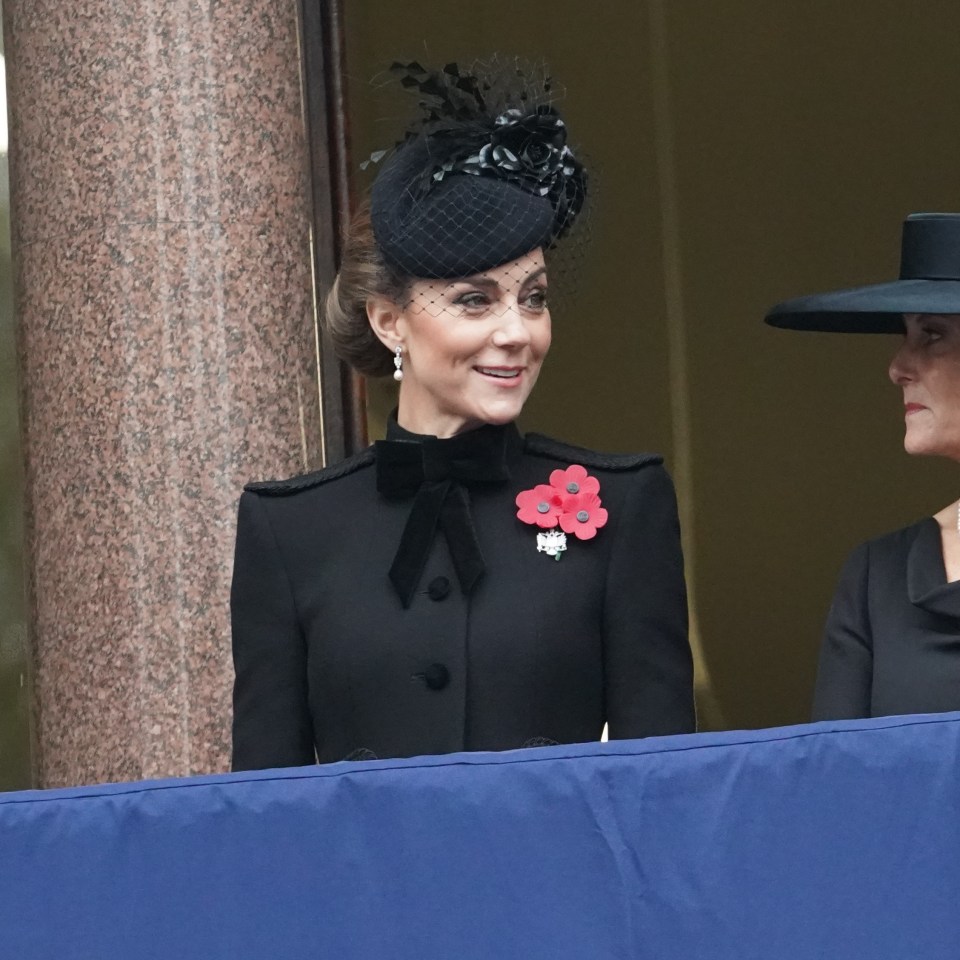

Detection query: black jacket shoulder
xmin=244 ymin=447 xmax=375 ymax=497
xmin=243 ymin=431 xmax=663 ymax=498
xmin=860 ymin=518 xmax=929 ymax=555
xmin=523 ymin=433 xmax=663 ymax=472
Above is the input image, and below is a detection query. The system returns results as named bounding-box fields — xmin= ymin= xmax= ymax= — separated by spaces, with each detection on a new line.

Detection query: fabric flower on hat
xmin=472 ymin=107 xmax=571 ymax=192
xmin=558 ymin=491 xmax=608 ymax=541
xmin=453 ymin=105 xmax=585 ymax=238
xmin=515 ymin=484 xmax=563 ymax=528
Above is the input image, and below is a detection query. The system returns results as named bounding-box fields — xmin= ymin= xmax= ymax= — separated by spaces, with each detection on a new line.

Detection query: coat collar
xmin=383 ymin=416 xmax=525 ymax=470
xmin=908 ymin=517 xmax=960 ymax=619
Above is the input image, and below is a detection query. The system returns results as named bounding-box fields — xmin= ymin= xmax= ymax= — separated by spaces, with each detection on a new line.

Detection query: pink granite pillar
xmin=4 ymin=2 xmax=325 ymax=786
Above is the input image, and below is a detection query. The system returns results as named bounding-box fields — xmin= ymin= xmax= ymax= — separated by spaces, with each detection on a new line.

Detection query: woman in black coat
xmin=231 ymin=63 xmax=695 ymax=769
xmin=766 ymin=212 xmax=960 ymax=720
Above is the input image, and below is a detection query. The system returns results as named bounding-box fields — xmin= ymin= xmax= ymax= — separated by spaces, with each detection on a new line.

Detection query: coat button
xmin=423 ymin=663 xmax=450 ymax=690
xmin=427 ymin=576 xmax=451 ymax=601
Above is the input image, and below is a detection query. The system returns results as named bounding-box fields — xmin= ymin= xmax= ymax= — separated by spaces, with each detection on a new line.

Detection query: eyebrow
xmin=450 ymin=266 xmax=549 ymax=291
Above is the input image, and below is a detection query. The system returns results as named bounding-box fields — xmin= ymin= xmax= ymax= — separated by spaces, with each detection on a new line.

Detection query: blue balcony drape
xmin=2 ymin=713 xmax=959 ymax=959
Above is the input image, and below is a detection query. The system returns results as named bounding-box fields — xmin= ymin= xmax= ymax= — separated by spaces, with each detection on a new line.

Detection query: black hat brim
xmin=765 ymin=278 xmax=960 ymax=333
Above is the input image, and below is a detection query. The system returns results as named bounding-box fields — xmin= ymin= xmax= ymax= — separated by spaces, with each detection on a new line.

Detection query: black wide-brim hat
xmin=765 ymin=213 xmax=960 ymax=333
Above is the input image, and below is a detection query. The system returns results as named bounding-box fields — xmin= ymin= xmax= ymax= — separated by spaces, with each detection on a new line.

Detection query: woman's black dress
xmin=814 ymin=517 xmax=960 ymax=720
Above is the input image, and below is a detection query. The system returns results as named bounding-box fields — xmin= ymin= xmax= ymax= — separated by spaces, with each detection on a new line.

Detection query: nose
xmin=491 ymin=300 xmax=532 ymax=348
xmin=888 ymin=337 xmax=914 ymax=385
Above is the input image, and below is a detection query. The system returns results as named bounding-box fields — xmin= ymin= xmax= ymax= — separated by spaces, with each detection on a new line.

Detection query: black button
xmin=423 ymin=663 xmax=450 ymax=690
xmin=427 ymin=576 xmax=451 ymax=601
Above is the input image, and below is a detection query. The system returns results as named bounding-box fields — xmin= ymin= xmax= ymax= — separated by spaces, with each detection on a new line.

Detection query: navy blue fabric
xmin=3 ymin=714 xmax=960 ymax=959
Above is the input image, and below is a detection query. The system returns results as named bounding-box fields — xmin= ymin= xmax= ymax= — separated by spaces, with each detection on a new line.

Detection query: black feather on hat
xmin=366 ymin=60 xmax=587 ymax=280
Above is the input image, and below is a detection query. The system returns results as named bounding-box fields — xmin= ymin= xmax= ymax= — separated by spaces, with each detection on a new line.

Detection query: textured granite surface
xmin=5 ymin=0 xmax=322 ymax=786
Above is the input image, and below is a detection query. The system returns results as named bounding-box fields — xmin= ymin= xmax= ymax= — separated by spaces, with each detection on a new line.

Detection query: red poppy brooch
xmin=515 ymin=464 xmax=608 ymax=559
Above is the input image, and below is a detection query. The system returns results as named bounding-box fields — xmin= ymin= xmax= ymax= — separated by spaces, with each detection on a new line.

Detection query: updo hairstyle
xmin=322 ymin=203 xmax=411 ymax=378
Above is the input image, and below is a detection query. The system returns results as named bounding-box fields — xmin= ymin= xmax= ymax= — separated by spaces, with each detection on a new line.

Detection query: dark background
xmin=344 ymin=0 xmax=960 ymax=730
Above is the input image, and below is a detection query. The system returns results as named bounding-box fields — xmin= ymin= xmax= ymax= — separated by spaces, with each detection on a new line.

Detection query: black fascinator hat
xmin=367 ymin=60 xmax=587 ymax=280
xmin=766 ymin=213 xmax=960 ymax=333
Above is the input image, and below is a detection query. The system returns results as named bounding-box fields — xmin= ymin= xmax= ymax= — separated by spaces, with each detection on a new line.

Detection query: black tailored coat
xmin=231 ymin=423 xmax=695 ymax=770
xmin=813 ymin=518 xmax=960 ymax=720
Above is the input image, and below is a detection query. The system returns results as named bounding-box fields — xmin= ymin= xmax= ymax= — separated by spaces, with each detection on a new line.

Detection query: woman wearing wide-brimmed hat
xmin=767 ymin=212 xmax=960 ymax=720
xmin=229 ymin=62 xmax=695 ymax=769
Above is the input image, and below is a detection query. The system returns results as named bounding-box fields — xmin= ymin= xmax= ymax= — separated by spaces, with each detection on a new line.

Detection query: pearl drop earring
xmin=393 ymin=344 xmax=404 ymax=382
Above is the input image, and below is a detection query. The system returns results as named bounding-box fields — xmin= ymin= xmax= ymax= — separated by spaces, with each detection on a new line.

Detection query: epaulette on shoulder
xmin=244 ymin=447 xmax=375 ymax=496
xmin=524 ymin=433 xmax=663 ymax=471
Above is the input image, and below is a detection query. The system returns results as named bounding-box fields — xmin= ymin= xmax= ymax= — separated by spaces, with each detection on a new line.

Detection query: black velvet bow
xmin=375 ymin=424 xmax=511 ymax=608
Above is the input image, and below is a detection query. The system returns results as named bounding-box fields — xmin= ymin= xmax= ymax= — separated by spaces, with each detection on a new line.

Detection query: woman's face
xmin=888 ymin=313 xmax=960 ymax=459
xmin=374 ymin=249 xmax=551 ymax=437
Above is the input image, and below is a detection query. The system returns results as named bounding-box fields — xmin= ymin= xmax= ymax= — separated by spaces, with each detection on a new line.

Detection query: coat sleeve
xmin=230 ymin=491 xmax=316 ymax=771
xmin=603 ymin=464 xmax=696 ymax=739
xmin=811 ymin=542 xmax=873 ymax=720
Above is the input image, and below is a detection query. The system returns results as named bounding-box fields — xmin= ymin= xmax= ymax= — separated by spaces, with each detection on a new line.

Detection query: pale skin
xmin=366 ymin=248 xmax=552 ymax=439
xmin=888 ymin=313 xmax=960 ymax=581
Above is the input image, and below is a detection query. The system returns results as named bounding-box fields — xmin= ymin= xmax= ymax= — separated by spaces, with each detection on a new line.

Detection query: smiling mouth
xmin=475 ymin=366 xmax=522 ymax=379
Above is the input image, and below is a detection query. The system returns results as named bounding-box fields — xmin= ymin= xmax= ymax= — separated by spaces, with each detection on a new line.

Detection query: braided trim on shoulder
xmin=244 ymin=447 xmax=375 ymax=495
xmin=524 ymin=433 xmax=663 ymax=471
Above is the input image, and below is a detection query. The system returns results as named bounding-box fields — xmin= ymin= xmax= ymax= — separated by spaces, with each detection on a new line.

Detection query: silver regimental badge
xmin=536 ymin=529 xmax=567 ymax=560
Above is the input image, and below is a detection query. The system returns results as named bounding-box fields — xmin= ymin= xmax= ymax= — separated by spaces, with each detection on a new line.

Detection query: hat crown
xmin=365 ymin=61 xmax=586 ymax=279
xmin=900 ymin=213 xmax=960 ymax=281
xmin=371 ymin=133 xmax=557 ymax=279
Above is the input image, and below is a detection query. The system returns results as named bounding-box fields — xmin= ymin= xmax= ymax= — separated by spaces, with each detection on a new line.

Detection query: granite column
xmin=4 ymin=0 xmax=328 ymax=785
